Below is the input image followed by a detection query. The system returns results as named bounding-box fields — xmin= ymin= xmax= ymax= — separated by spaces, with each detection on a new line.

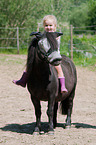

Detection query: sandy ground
xmin=0 ymin=54 xmax=96 ymax=145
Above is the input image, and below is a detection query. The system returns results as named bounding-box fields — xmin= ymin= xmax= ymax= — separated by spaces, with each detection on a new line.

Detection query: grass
xmin=0 ymin=53 xmax=26 ymax=66
xmin=0 ymin=48 xmax=27 ymax=55
xmin=0 ymin=46 xmax=96 ymax=71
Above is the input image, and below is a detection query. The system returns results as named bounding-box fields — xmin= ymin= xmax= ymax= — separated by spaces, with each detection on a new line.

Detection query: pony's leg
xmin=65 ymin=108 xmax=72 ymax=128
xmin=47 ymin=95 xmax=55 ymax=134
xmin=65 ymin=89 xmax=75 ymax=128
xmin=53 ymin=102 xmax=58 ymax=128
xmin=31 ymin=96 xmax=41 ymax=134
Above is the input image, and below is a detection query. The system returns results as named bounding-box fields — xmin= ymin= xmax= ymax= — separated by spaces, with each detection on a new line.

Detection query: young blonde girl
xmin=13 ymin=15 xmax=68 ymax=93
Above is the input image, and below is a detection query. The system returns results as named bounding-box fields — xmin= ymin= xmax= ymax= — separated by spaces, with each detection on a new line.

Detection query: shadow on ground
xmin=0 ymin=122 xmax=96 ymax=135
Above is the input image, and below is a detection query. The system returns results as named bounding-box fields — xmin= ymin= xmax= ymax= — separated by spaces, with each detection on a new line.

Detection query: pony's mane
xmin=27 ymin=37 xmax=38 ymax=77
xmin=45 ymin=32 xmax=58 ymax=51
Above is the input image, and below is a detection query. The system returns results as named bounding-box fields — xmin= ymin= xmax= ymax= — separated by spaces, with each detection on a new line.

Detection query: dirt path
xmin=0 ymin=54 xmax=96 ymax=145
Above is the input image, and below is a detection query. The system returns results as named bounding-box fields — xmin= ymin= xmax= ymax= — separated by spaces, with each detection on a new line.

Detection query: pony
xmin=26 ymin=34 xmax=77 ymax=135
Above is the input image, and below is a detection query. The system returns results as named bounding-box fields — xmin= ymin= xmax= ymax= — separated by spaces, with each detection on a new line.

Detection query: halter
xmin=30 ymin=31 xmax=63 ymax=65
xmin=30 ymin=32 xmax=50 ymax=63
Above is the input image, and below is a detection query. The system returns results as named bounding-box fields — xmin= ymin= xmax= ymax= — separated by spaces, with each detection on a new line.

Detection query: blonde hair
xmin=43 ymin=15 xmax=57 ymax=27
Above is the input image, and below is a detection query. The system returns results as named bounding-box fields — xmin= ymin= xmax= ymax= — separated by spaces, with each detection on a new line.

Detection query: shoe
xmin=12 ymin=72 xmax=27 ymax=88
xmin=59 ymin=77 xmax=68 ymax=93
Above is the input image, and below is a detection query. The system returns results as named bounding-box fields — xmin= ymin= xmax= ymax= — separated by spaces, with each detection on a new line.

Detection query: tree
xmin=69 ymin=3 xmax=88 ymax=27
xmin=86 ymin=0 xmax=96 ymax=31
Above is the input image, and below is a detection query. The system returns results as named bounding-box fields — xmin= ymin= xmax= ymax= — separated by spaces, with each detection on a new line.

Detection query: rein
xmin=37 ymin=45 xmax=52 ymax=63
xmin=30 ymin=31 xmax=63 ymax=65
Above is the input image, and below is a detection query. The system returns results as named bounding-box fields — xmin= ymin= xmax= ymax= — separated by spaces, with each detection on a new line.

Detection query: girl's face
xmin=44 ymin=20 xmax=56 ymax=32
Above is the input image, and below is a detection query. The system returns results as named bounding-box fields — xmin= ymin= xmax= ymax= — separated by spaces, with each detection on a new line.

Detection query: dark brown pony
xmin=27 ymin=36 xmax=77 ymax=135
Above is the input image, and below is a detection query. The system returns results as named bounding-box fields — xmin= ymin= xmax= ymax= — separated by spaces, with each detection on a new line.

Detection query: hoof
xmin=40 ymin=131 xmax=44 ymax=135
xmin=33 ymin=131 xmax=40 ymax=135
xmin=64 ymin=125 xmax=71 ymax=129
xmin=33 ymin=127 xmax=41 ymax=135
xmin=48 ymin=130 xmax=54 ymax=135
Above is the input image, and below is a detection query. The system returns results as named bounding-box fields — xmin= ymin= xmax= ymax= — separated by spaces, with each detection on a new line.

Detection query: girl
xmin=13 ymin=15 xmax=68 ymax=93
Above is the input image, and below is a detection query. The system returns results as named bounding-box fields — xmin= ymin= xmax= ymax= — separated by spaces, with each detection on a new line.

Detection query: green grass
xmin=0 ymin=33 xmax=96 ymax=71
xmin=0 ymin=54 xmax=26 ymax=65
xmin=0 ymin=48 xmax=27 ymax=55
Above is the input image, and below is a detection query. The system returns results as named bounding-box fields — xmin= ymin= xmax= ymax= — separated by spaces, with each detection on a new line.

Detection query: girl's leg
xmin=12 ymin=71 xmax=27 ymax=87
xmin=55 ymin=65 xmax=68 ymax=93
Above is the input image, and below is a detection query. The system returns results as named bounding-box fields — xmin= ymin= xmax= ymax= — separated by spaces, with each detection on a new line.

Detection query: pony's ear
xmin=54 ymin=32 xmax=63 ymax=37
xmin=30 ymin=32 xmax=41 ymax=36
xmin=30 ymin=32 xmax=43 ymax=39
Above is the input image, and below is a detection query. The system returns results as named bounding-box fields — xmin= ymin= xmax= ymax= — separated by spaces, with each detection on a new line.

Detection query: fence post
xmin=37 ymin=23 xmax=39 ymax=32
xmin=70 ymin=25 xmax=73 ymax=60
xmin=17 ymin=27 xmax=19 ymax=54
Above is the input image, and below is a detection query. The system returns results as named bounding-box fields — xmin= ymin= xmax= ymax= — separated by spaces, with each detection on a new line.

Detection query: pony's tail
xmin=59 ymin=97 xmax=73 ymax=115
xmin=59 ymin=99 xmax=69 ymax=115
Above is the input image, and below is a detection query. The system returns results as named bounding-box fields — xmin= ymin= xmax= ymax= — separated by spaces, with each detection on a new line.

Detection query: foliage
xmin=69 ymin=0 xmax=96 ymax=33
xmin=86 ymin=0 xmax=96 ymax=31
xmin=69 ymin=3 xmax=88 ymax=28
xmin=60 ymin=33 xmax=96 ymax=67
xmin=0 ymin=0 xmax=96 ymax=34
xmin=0 ymin=0 xmax=92 ymax=28
xmin=0 ymin=0 xmax=96 ymax=67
